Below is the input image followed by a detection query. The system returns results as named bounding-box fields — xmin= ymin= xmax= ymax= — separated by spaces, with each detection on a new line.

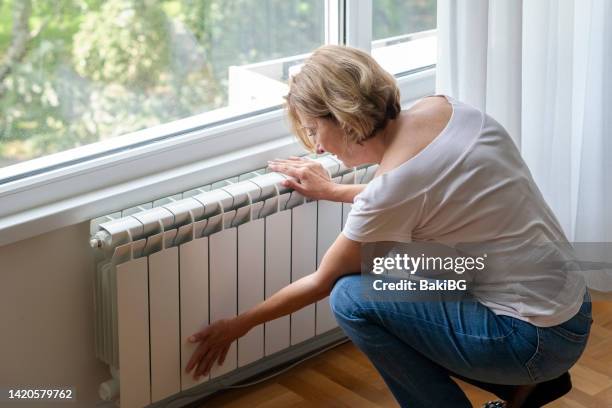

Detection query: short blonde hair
xmin=285 ymin=45 xmax=401 ymax=152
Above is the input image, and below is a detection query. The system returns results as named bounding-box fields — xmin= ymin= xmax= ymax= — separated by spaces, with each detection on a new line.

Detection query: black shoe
xmin=450 ymin=372 xmax=519 ymax=401
xmin=521 ymin=371 xmax=572 ymax=407
xmin=475 ymin=372 xmax=572 ymax=408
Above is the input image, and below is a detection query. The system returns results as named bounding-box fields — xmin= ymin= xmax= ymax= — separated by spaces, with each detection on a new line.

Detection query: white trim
xmin=372 ymin=29 xmax=437 ymax=49
xmin=373 ymin=35 xmax=437 ymax=77
xmin=0 ymin=108 xmax=289 ymax=217
xmin=0 ymin=103 xmax=280 ymax=183
xmin=397 ymin=67 xmax=436 ymax=102
xmin=325 ymin=0 xmax=344 ymax=45
xmin=0 ymin=137 xmax=303 ymax=247
xmin=0 ymin=68 xmax=435 ymax=247
xmin=345 ymin=0 xmax=372 ymax=52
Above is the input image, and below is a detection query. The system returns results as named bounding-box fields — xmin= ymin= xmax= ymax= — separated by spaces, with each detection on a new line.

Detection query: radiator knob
xmin=99 ymin=378 xmax=119 ymax=401
xmin=90 ymin=231 xmax=111 ymax=249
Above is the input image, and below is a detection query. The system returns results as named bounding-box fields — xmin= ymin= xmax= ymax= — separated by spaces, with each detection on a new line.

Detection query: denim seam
xmin=525 ymin=327 xmax=541 ymax=382
xmin=358 ymin=306 xmax=516 ymax=341
xmin=548 ymin=325 xmax=590 ymax=343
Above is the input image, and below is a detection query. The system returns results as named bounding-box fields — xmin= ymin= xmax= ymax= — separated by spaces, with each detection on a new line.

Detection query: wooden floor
xmin=198 ymin=302 xmax=612 ymax=407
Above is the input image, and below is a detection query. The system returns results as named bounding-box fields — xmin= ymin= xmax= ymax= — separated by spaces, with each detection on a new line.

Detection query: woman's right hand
xmin=185 ymin=317 xmax=247 ymax=380
xmin=267 ymin=156 xmax=336 ymax=201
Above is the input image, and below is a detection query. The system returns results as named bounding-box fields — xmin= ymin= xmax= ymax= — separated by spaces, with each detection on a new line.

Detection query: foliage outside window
xmin=373 ymin=0 xmax=436 ymax=40
xmin=0 ymin=0 xmax=437 ymax=172
xmin=0 ymin=0 xmax=324 ymax=167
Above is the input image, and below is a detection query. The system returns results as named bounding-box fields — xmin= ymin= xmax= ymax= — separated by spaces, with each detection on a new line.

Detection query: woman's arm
xmin=185 ymin=233 xmax=362 ymax=379
xmin=267 ymin=156 xmax=366 ymax=203
xmin=237 ymin=233 xmax=360 ymax=328
xmin=328 ymin=183 xmax=367 ymax=203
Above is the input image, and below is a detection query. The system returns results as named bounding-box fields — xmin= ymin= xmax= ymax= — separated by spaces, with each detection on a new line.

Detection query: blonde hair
xmin=285 ymin=45 xmax=401 ymax=152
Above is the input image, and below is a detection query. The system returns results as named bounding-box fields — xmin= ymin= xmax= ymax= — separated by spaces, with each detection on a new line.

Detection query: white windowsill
xmin=0 ymin=68 xmax=435 ymax=247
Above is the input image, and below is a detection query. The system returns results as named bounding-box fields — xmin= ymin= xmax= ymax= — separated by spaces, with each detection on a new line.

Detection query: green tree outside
xmin=0 ymin=0 xmax=434 ymax=168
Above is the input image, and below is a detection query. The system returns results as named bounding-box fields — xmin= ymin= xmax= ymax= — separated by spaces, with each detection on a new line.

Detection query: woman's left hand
xmin=185 ymin=317 xmax=246 ymax=380
xmin=267 ymin=156 xmax=336 ymax=200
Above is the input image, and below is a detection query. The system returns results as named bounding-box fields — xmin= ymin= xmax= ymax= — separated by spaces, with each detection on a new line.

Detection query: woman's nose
xmin=316 ymin=144 xmax=325 ymax=154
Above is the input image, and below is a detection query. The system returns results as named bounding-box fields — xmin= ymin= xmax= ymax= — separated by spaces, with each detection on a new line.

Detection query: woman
xmin=185 ymin=45 xmax=593 ymax=408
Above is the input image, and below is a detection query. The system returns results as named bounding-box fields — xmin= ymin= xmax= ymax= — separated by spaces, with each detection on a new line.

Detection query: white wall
xmin=0 ymin=221 xmax=110 ymax=407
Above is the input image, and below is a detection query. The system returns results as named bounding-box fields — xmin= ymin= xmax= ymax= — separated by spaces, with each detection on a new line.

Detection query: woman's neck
xmin=362 ymin=111 xmax=412 ymax=164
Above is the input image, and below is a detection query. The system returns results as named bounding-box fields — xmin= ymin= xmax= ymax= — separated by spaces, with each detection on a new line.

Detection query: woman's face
xmin=298 ymin=112 xmax=368 ymax=167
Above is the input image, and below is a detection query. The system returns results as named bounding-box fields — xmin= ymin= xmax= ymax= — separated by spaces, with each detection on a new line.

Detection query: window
xmin=0 ymin=0 xmax=437 ymax=223
xmin=0 ymin=0 xmax=325 ymax=170
xmin=372 ymin=0 xmax=437 ymax=76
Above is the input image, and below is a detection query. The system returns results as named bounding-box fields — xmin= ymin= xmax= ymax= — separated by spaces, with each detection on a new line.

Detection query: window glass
xmin=373 ymin=0 xmax=436 ymax=40
xmin=0 ymin=0 xmax=324 ymax=168
xmin=372 ymin=0 xmax=437 ymax=76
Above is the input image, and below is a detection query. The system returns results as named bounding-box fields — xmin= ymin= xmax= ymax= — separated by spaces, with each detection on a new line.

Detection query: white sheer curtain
xmin=436 ymin=0 xmax=612 ymax=291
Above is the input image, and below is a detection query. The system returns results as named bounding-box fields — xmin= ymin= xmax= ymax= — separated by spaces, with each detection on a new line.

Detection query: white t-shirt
xmin=342 ymin=94 xmax=586 ymax=327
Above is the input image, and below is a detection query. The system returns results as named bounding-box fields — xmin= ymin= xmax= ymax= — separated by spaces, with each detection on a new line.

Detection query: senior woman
xmin=185 ymin=45 xmax=592 ymax=408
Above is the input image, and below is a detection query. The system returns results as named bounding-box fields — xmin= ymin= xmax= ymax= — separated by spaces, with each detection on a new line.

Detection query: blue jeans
xmin=330 ymin=274 xmax=593 ymax=408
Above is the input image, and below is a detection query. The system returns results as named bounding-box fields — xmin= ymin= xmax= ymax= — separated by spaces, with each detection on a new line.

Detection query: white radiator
xmin=89 ymin=155 xmax=378 ymax=407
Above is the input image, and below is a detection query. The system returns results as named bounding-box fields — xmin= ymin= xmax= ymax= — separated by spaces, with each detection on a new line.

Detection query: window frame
xmin=0 ymin=0 xmax=437 ymax=246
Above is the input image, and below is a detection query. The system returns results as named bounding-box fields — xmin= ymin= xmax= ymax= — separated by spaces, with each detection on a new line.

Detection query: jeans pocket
xmin=549 ymin=324 xmax=590 ymax=343
xmin=526 ymin=323 xmax=590 ymax=382
xmin=550 ymin=309 xmax=592 ymax=343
